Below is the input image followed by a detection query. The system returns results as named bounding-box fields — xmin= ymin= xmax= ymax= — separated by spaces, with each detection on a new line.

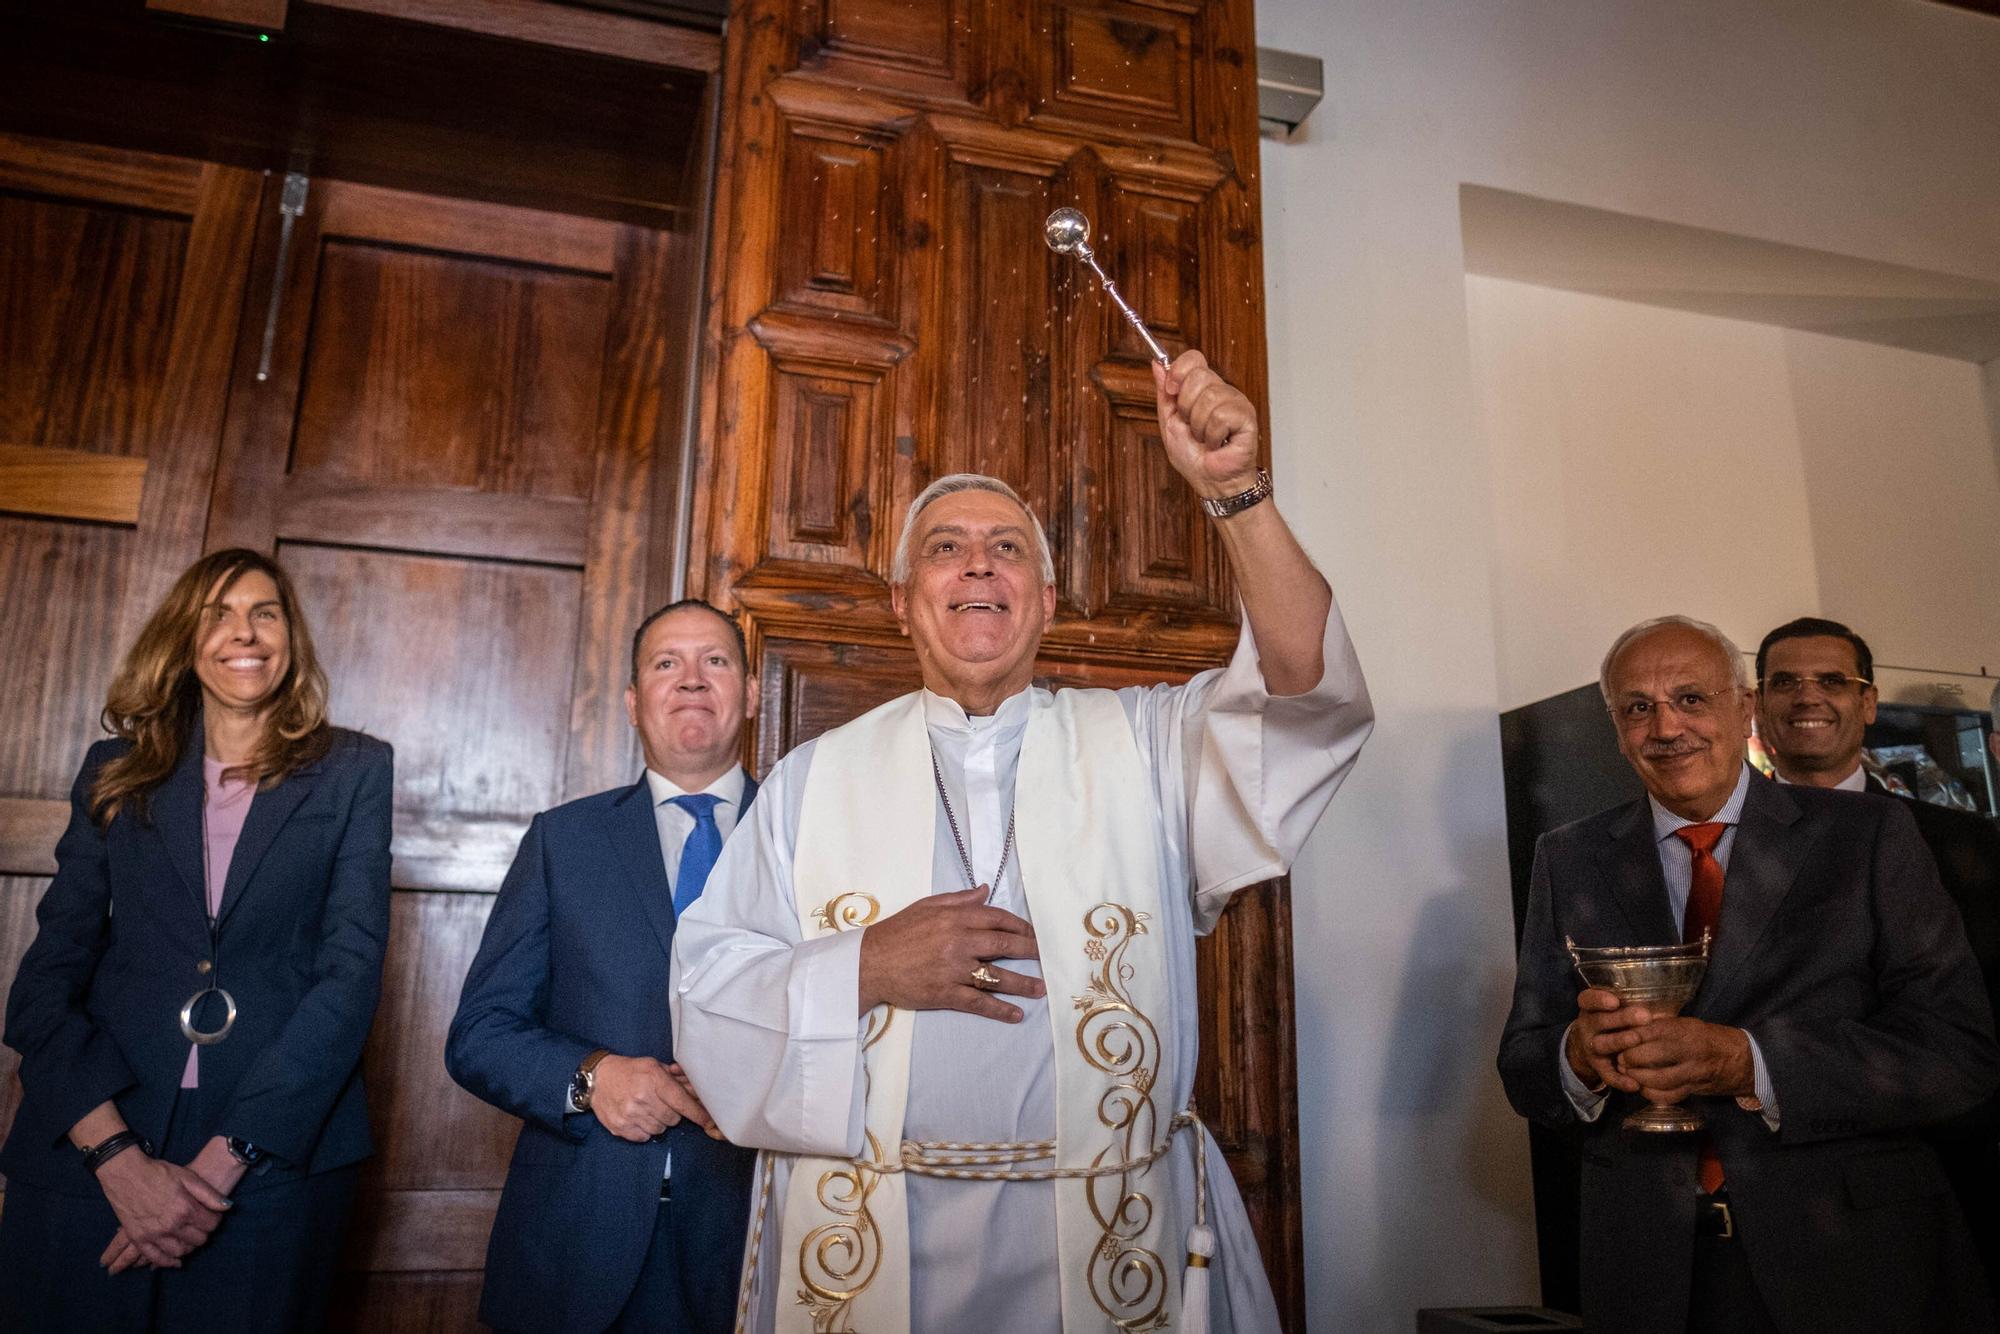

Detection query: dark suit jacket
xmin=1864 ymin=773 xmax=2000 ymax=1299
xmin=1 ymin=729 xmax=394 ymax=1191
xmin=446 ymin=773 xmax=759 ymax=1334
xmin=1498 ymin=777 xmax=2000 ymax=1334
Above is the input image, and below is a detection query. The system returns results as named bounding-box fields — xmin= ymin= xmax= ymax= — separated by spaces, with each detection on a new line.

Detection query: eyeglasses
xmin=1608 ymin=687 xmax=1743 ymax=728
xmin=1760 ymin=672 xmax=1872 ymax=697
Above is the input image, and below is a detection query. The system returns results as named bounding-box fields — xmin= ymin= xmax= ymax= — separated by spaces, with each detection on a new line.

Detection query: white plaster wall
xmin=1467 ymin=277 xmax=1823 ymax=710
xmin=1784 ymin=331 xmax=2000 ymax=677
xmin=1254 ymin=0 xmax=2000 ymax=1328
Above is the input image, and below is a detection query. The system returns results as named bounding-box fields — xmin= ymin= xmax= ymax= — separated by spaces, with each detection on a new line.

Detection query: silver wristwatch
xmin=1199 ymin=469 xmax=1273 ymax=519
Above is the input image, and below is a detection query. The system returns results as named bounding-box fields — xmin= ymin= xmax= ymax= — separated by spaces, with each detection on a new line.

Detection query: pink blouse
xmin=181 ymin=755 xmax=254 ymax=1088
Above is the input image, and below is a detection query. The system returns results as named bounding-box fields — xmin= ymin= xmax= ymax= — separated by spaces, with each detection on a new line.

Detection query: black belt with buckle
xmin=1696 ymin=1193 xmax=1734 ymax=1239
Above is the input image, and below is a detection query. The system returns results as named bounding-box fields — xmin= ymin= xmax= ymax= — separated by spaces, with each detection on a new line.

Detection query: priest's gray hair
xmin=1599 ymin=614 xmax=1749 ymax=706
xmin=890 ymin=473 xmax=1057 ymax=586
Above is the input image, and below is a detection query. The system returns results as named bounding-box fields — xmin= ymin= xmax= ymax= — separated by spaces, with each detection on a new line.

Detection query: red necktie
xmin=1673 ymin=821 xmax=1727 ymax=1194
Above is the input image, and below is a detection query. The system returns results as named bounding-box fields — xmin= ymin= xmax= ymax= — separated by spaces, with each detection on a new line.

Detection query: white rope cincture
xmin=727 ymin=1111 xmax=1215 ymax=1330
xmin=733 ymin=1153 xmax=778 ymax=1334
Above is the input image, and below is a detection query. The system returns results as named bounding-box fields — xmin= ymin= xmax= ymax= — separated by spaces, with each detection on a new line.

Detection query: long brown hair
xmin=90 ymin=549 xmax=332 ymax=826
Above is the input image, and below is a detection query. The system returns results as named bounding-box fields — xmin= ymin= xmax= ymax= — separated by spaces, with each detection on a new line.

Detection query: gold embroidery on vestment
xmin=798 ymin=893 xmax=893 ymax=1330
xmin=1073 ymin=904 xmax=1170 ymax=1331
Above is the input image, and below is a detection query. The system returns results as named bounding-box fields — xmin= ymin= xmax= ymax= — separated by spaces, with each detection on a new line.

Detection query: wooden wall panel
xmin=752 ymin=634 xmax=922 ymax=774
xmin=700 ymin=0 xmax=1295 ymax=1320
xmin=325 ymin=1270 xmax=485 ymax=1332
xmin=774 ymin=125 xmax=897 ymax=324
xmin=1037 ymin=0 xmax=1196 ymax=139
xmin=0 ymin=192 xmax=189 ymax=457
xmin=284 ymin=543 xmax=582 ymax=824
xmin=938 ymin=162 xmax=1055 ymax=510
xmin=0 ymin=876 xmax=48 ymax=1170
xmin=796 ymin=0 xmax=976 ymax=103
xmin=0 ymin=132 xmax=202 ymax=214
xmin=0 ymin=518 xmax=132 ymax=802
xmin=0 ymin=445 xmax=147 ymax=525
xmin=765 ymin=361 xmax=893 ymax=571
xmin=356 ymin=893 xmax=515 ymax=1192
xmin=291 ymin=243 xmax=611 ymax=500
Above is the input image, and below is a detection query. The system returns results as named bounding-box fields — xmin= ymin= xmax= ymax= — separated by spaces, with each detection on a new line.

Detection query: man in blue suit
xmin=448 ymin=599 xmax=761 ymax=1332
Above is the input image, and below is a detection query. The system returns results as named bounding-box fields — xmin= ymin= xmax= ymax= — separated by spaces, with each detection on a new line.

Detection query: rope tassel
xmin=1181 ymin=1222 xmax=1215 ymax=1334
xmin=1181 ymin=1117 xmax=1214 ymax=1334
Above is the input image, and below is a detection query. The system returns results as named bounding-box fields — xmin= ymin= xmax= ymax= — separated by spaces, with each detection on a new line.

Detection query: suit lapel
xmin=1694 ymin=776 xmax=1809 ymax=1020
xmin=1602 ymin=801 xmax=1680 ymax=946
xmin=216 ymin=763 xmax=319 ymax=927
xmin=151 ymin=738 xmax=208 ymax=920
xmin=608 ymin=776 xmax=677 ymax=958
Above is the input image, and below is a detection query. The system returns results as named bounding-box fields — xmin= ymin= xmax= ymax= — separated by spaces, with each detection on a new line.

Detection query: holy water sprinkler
xmin=1043 ymin=207 xmax=1172 ymax=368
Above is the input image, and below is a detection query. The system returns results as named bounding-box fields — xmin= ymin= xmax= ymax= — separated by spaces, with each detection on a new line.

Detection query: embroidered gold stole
xmin=781 ymin=688 xmax=1182 ymax=1332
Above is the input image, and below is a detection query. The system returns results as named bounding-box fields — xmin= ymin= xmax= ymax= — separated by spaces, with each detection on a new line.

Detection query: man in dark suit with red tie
xmin=1499 ymin=614 xmax=1999 ymax=1334
xmin=448 ymin=600 xmax=761 ymax=1333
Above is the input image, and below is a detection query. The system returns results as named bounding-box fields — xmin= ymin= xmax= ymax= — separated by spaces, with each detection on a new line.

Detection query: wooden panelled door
xmin=0 ymin=131 xmax=704 ymax=1324
xmin=694 ymin=0 xmax=1303 ymax=1323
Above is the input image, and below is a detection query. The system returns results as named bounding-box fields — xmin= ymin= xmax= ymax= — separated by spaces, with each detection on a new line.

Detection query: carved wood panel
xmin=697 ymin=2 xmax=1291 ymax=1315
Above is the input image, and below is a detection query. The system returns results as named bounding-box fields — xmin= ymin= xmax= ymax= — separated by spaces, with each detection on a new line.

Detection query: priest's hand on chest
xmin=856 ymin=885 xmax=1045 ymax=1023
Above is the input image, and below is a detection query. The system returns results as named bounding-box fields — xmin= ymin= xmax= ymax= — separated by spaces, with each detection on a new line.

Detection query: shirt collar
xmin=1649 ymin=762 xmax=1753 ymax=842
xmin=920 ymin=683 xmax=1035 ymax=735
xmin=1774 ymin=762 xmax=1868 ymax=793
xmin=645 ymin=764 xmax=745 ymax=809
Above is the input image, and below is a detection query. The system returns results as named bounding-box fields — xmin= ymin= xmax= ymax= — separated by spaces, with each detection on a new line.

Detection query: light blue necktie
xmin=669 ymin=793 xmax=722 ymax=917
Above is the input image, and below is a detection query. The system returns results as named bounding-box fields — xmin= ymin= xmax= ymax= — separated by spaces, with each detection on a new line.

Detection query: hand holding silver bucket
xmin=1566 ymin=931 xmax=1711 ymax=1133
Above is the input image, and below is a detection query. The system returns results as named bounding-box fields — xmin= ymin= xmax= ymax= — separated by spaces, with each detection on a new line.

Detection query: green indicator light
xmin=258 ymin=32 xmax=270 ymax=42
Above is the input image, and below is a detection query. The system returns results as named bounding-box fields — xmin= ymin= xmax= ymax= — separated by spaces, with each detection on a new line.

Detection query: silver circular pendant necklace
xmin=180 ymin=779 xmax=238 ymax=1047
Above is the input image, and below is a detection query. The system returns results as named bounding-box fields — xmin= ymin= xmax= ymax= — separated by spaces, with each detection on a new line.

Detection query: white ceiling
xmin=1459 ymin=185 xmax=2000 ymax=363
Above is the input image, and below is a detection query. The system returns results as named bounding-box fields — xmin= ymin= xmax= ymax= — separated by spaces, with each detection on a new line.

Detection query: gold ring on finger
xmin=971 ymin=965 xmax=1001 ymax=988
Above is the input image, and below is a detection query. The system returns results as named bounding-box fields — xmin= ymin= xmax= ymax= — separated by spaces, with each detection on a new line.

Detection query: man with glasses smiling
xmin=1752 ymin=617 xmax=1880 ymax=793
xmin=1755 ymin=615 xmax=2000 ymax=1299
xmin=1500 ymin=614 xmax=1998 ymax=1334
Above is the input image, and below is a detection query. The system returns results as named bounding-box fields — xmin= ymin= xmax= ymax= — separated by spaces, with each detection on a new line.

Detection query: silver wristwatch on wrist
xmin=1199 ymin=469 xmax=1273 ymax=519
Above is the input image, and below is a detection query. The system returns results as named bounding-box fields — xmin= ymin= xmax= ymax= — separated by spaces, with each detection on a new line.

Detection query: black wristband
xmin=81 ymin=1130 xmax=152 ymax=1175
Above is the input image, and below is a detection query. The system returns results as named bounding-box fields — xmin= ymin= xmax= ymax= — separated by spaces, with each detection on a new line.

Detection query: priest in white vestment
xmin=671 ymin=350 xmax=1372 ymax=1333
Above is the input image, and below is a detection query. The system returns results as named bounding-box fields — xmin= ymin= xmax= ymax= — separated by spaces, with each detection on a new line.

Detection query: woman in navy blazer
xmin=0 ymin=549 xmax=393 ymax=1332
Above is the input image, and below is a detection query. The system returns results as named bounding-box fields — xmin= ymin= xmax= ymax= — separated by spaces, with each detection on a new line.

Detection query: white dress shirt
xmin=1774 ymin=762 xmax=1869 ymax=793
xmin=645 ymin=764 xmax=749 ymax=897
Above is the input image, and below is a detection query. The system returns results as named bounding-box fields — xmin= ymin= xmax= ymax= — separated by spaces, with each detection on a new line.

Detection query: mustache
xmin=1641 ymin=739 xmax=1707 ymax=760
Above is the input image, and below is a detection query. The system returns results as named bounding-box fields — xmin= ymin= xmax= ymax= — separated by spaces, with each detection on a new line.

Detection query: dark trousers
xmin=0 ymin=1087 xmax=358 ymax=1333
xmin=1686 ymin=1209 xmax=1780 ymax=1334
xmin=607 ymin=1197 xmax=704 ymax=1333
